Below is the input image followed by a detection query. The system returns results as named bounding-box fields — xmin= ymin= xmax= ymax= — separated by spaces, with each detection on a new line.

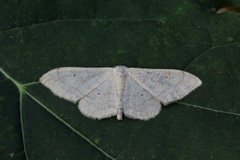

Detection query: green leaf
xmin=1 ymin=1 xmax=240 ymax=160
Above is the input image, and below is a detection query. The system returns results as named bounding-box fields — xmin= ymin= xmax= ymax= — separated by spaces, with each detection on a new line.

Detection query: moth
xmin=40 ymin=66 xmax=201 ymax=120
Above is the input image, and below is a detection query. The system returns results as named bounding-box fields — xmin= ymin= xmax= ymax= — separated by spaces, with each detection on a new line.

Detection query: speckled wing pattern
xmin=40 ymin=66 xmax=201 ymax=120
xmin=40 ymin=67 xmax=119 ymax=119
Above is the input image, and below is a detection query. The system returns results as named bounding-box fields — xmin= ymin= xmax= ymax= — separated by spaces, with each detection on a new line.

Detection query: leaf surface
xmin=1 ymin=1 xmax=240 ymax=160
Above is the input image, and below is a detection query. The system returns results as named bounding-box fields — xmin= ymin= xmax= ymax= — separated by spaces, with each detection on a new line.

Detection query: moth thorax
xmin=114 ymin=66 xmax=127 ymax=97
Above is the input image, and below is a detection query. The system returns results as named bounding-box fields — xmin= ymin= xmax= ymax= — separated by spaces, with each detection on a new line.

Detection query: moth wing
xmin=128 ymin=68 xmax=202 ymax=105
xmin=40 ymin=67 xmax=113 ymax=103
xmin=123 ymin=73 xmax=161 ymax=120
xmin=78 ymin=76 xmax=118 ymax=119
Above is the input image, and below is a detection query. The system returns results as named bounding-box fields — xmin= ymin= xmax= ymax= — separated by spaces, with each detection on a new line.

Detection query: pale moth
xmin=40 ymin=66 xmax=201 ymax=120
